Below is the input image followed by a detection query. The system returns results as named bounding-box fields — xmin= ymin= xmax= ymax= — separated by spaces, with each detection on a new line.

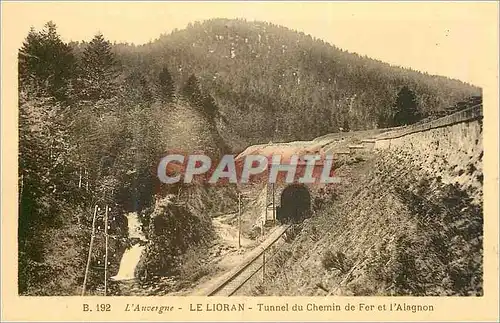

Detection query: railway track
xmin=197 ymin=224 xmax=292 ymax=296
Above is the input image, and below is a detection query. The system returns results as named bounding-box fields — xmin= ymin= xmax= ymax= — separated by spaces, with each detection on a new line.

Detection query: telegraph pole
xmin=266 ymin=183 xmax=270 ymax=223
xmin=272 ymin=183 xmax=276 ymax=224
xmin=82 ymin=205 xmax=98 ymax=296
xmin=104 ymin=205 xmax=109 ymax=296
xmin=238 ymin=192 xmax=242 ymax=248
xmin=262 ymin=250 xmax=266 ymax=282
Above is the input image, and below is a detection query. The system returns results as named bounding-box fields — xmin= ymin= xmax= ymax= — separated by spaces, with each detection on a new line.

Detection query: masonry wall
xmin=373 ymin=105 xmax=483 ymax=204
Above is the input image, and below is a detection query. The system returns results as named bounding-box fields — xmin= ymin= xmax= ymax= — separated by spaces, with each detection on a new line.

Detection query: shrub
xmin=322 ymin=250 xmax=352 ymax=273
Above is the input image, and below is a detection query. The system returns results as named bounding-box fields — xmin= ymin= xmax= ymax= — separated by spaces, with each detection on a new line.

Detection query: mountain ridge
xmin=110 ymin=18 xmax=480 ymax=149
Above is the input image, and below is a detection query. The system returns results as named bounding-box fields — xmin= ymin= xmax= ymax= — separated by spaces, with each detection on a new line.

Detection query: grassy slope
xmin=254 ymin=150 xmax=482 ymax=296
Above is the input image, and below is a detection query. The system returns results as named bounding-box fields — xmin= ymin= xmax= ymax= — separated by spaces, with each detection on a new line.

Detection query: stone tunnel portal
xmin=277 ymin=184 xmax=311 ymax=223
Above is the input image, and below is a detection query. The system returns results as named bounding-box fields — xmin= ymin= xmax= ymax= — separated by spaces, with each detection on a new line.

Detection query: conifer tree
xmin=181 ymin=74 xmax=204 ymax=108
xmin=158 ymin=66 xmax=175 ymax=103
xmin=18 ymin=21 xmax=75 ymax=101
xmin=79 ymin=33 xmax=119 ymax=101
xmin=124 ymin=70 xmax=152 ymax=107
xmin=181 ymin=74 xmax=219 ymax=122
xmin=343 ymin=119 xmax=350 ymax=132
xmin=392 ymin=86 xmax=420 ymax=126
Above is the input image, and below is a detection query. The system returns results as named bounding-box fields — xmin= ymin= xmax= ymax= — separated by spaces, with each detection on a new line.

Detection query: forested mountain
xmin=111 ymin=18 xmax=481 ymax=148
xmin=18 ymin=19 xmax=480 ymax=295
xmin=18 ymin=22 xmax=229 ymax=295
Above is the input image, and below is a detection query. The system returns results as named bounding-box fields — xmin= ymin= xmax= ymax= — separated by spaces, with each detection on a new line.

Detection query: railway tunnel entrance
xmin=277 ymin=184 xmax=311 ymax=223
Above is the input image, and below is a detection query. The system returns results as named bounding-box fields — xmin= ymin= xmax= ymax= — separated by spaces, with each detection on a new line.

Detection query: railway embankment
xmin=253 ymin=107 xmax=483 ymax=296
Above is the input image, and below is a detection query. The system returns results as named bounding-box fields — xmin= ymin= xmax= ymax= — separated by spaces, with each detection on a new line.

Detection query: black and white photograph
xmin=9 ymin=1 xmax=493 ymax=303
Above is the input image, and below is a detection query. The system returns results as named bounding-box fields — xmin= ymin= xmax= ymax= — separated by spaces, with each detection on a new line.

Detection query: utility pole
xmin=272 ymin=183 xmax=276 ymax=224
xmin=82 ymin=205 xmax=98 ymax=296
xmin=265 ymin=183 xmax=269 ymax=223
xmin=238 ymin=192 xmax=241 ymax=248
xmin=104 ymin=205 xmax=109 ymax=296
xmin=262 ymin=250 xmax=266 ymax=282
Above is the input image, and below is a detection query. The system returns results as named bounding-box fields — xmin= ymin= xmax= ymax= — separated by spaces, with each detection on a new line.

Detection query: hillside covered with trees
xmin=112 ymin=18 xmax=481 ymax=148
xmin=18 ymin=18 xmax=480 ymax=295
xmin=18 ymin=22 xmax=231 ymax=295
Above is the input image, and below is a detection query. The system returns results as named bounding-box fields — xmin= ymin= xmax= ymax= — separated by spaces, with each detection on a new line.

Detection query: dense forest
xmin=18 ymin=18 xmax=480 ymax=295
xmin=110 ymin=18 xmax=481 ymax=148
xmin=18 ymin=21 xmax=230 ymax=295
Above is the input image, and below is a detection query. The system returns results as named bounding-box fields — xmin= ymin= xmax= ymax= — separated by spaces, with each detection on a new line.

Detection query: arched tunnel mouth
xmin=277 ymin=184 xmax=311 ymax=223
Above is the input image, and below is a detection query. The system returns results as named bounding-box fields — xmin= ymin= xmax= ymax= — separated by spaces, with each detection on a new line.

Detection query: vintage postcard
xmin=1 ymin=1 xmax=499 ymax=322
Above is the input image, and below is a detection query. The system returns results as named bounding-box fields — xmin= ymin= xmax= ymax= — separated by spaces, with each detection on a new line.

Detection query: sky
xmin=3 ymin=1 xmax=498 ymax=87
